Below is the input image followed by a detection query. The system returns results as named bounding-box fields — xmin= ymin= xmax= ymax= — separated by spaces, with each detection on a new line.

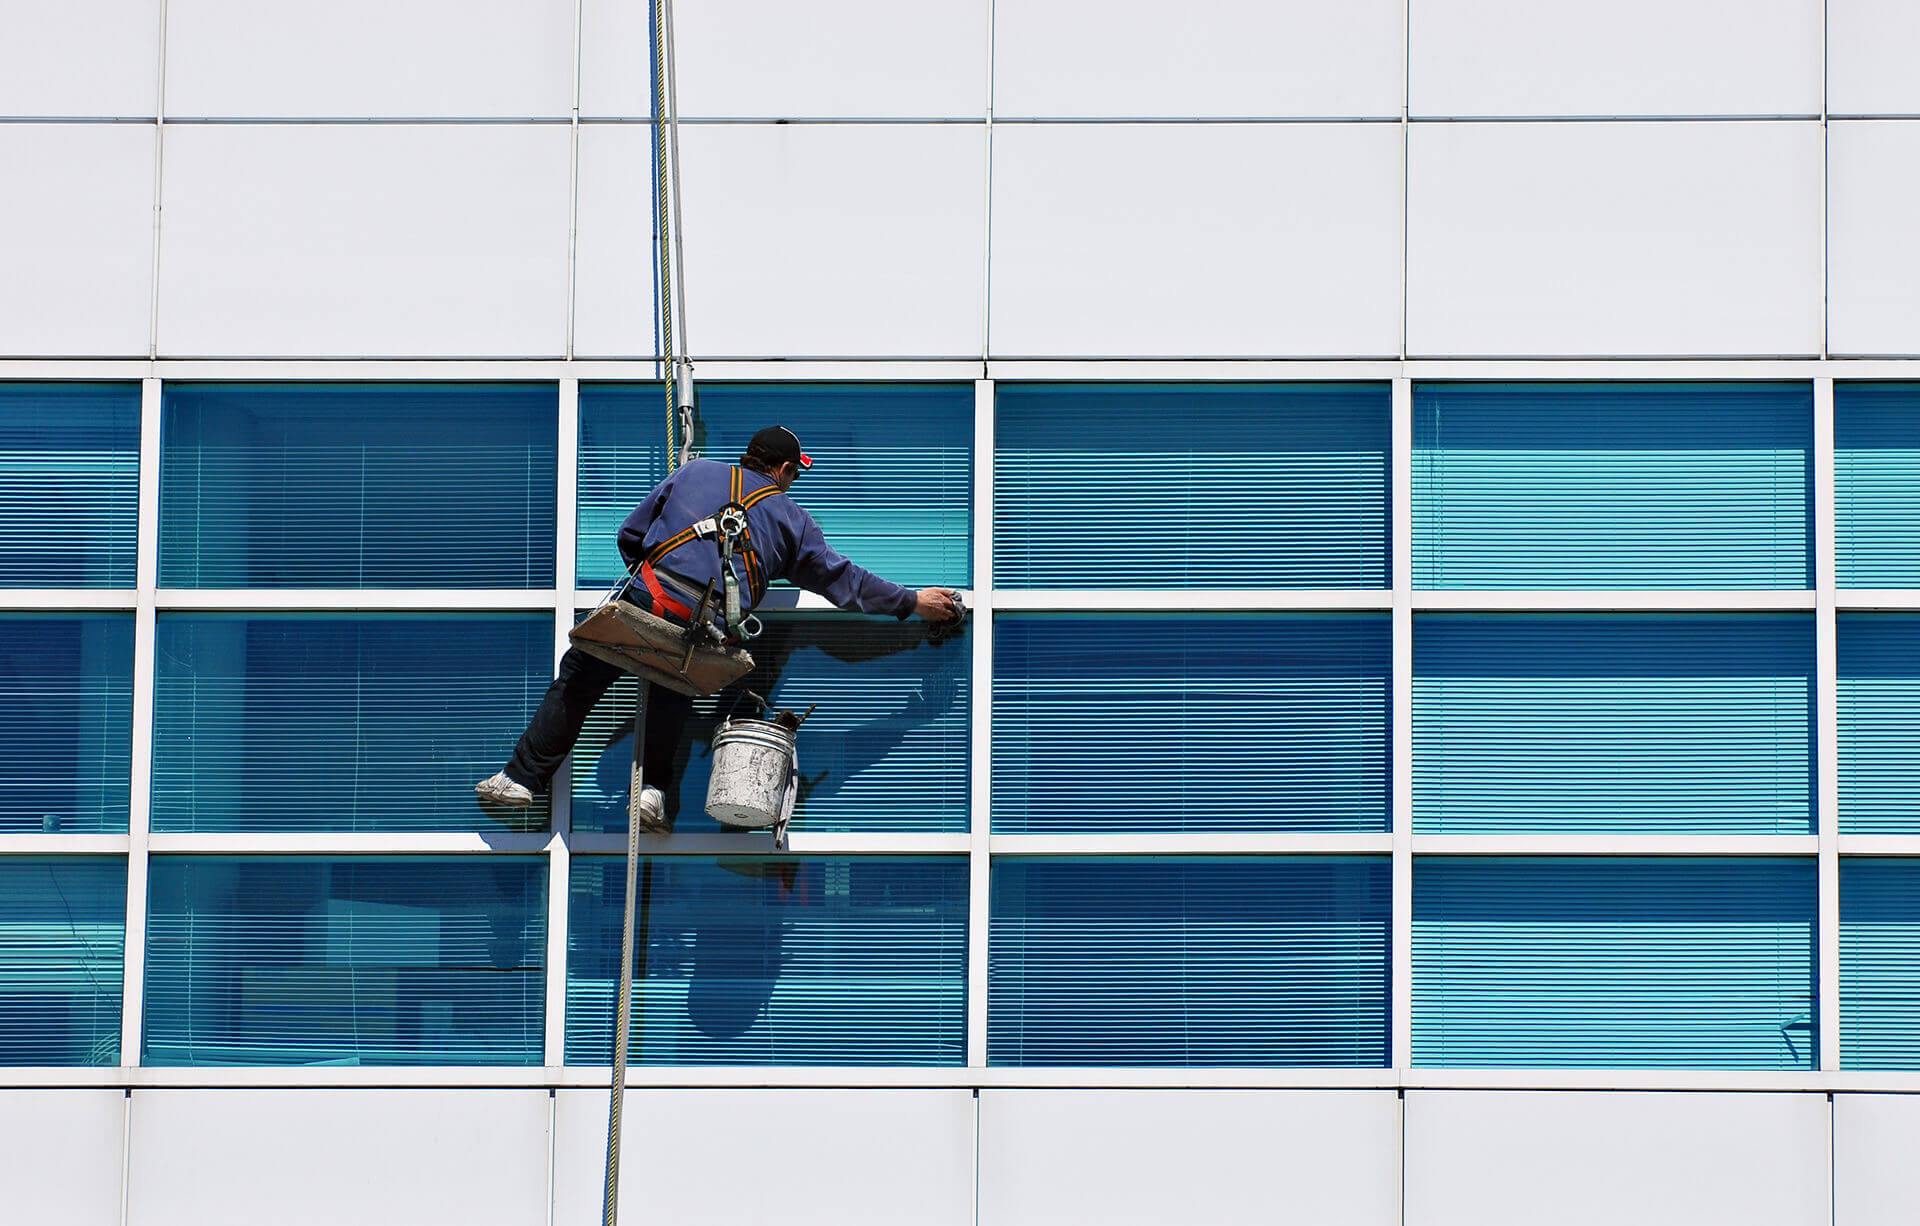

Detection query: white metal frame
xmin=6 ymin=356 xmax=1920 ymax=1093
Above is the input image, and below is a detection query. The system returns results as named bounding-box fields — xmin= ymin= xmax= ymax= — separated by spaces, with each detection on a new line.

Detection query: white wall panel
xmin=676 ymin=123 xmax=986 ymax=358
xmin=1835 ymin=1093 xmax=1920 ymax=1226
xmin=0 ymin=1090 xmax=125 ymax=1226
xmin=1407 ymin=121 xmax=1822 ymax=357
xmin=0 ymin=0 xmax=158 ymax=117
xmin=1830 ymin=0 xmax=1920 ymax=115
xmin=552 ymin=1089 xmax=975 ymax=1226
xmin=1405 ymin=1091 xmax=1830 ymax=1226
xmin=125 ymin=1089 xmax=550 ymax=1226
xmin=978 ymin=1090 xmax=1400 ymax=1226
xmin=577 ymin=0 xmax=655 ymax=119
xmin=156 ymin=124 xmax=571 ymax=357
xmin=992 ymin=0 xmax=1402 ymax=118
xmin=990 ymin=122 xmax=1402 ymax=357
xmin=573 ymin=124 xmax=662 ymax=358
xmin=163 ymin=0 xmax=575 ymax=118
xmin=1829 ymin=122 xmax=1920 ymax=356
xmin=1410 ymin=0 xmax=1821 ymax=117
xmin=0 ymin=124 xmax=155 ymax=357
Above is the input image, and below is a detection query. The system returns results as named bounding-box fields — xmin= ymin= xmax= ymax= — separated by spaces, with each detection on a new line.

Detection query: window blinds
xmin=1414 ymin=857 xmax=1816 ymax=1069
xmin=578 ymin=382 xmax=972 ymax=589
xmin=1414 ymin=613 xmax=1814 ymax=835
xmin=159 ymin=383 xmax=557 ymax=588
xmin=151 ymin=613 xmax=553 ymax=832
xmin=1840 ymin=858 xmax=1920 ymax=1070
xmin=988 ymin=857 xmax=1390 ymax=1067
xmin=566 ymin=856 xmax=967 ymax=1066
xmin=1836 ymin=382 xmax=1920 ymax=588
xmin=993 ymin=613 xmax=1389 ymax=833
xmin=0 ymin=857 xmax=125 ymax=1066
xmin=143 ymin=857 xmax=546 ymax=1067
xmin=1414 ymin=382 xmax=1812 ymax=589
xmin=0 ymin=614 xmax=133 ymax=834
xmin=1838 ymin=613 xmax=1920 ymax=834
xmin=994 ymin=383 xmax=1390 ymax=589
xmin=0 ymin=382 xmax=139 ymax=588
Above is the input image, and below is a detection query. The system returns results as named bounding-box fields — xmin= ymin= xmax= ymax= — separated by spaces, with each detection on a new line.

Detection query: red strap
xmin=639 ymin=562 xmax=696 ymax=623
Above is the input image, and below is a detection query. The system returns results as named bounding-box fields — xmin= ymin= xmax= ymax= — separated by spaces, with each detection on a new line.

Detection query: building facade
xmin=4 ymin=1 xmax=1920 ymax=1223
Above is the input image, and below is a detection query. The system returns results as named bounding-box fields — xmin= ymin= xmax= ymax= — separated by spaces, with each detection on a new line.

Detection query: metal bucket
xmin=705 ymin=718 xmax=797 ymax=828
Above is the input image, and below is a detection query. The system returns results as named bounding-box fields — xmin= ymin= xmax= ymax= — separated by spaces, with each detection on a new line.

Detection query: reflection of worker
xmin=476 ymin=425 xmax=963 ymax=829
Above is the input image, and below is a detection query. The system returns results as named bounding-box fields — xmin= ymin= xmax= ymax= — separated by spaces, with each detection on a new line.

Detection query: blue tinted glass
xmin=1414 ymin=613 xmax=1814 ymax=834
xmin=1839 ymin=614 xmax=1920 ymax=834
xmin=143 ymin=857 xmax=545 ymax=1067
xmin=993 ymin=613 xmax=1389 ymax=833
xmin=1414 ymin=858 xmax=1816 ymax=1069
xmin=989 ymin=857 xmax=1390 ymax=1067
xmin=0 ymin=382 xmax=140 ymax=588
xmin=572 ymin=615 xmax=969 ymax=834
xmin=1836 ymin=383 xmax=1920 ymax=587
xmin=994 ymin=383 xmax=1390 ymax=589
xmin=159 ymin=383 xmax=557 ymax=588
xmin=1841 ymin=858 xmax=1920 ymax=1070
xmin=0 ymin=857 xmax=125 ymax=1065
xmin=1414 ymin=382 xmax=1813 ymax=589
xmin=152 ymin=612 xmax=554 ymax=832
xmin=566 ymin=856 xmax=967 ymax=1066
xmin=0 ymin=614 xmax=133 ymax=834
xmin=579 ymin=382 xmax=971 ymax=589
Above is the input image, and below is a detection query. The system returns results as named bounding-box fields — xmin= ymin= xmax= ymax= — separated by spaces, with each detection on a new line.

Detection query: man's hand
xmin=915 ymin=587 xmax=963 ymax=623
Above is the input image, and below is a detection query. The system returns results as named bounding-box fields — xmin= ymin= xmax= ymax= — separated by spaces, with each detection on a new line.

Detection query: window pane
xmin=988 ymin=857 xmax=1390 ymax=1067
xmin=566 ymin=856 xmax=966 ymax=1066
xmin=0 ymin=857 xmax=125 ymax=1066
xmin=578 ymin=382 xmax=972 ymax=589
xmin=152 ymin=612 xmax=553 ymax=832
xmin=159 ymin=383 xmax=557 ymax=588
xmin=1414 ymin=858 xmax=1816 ymax=1069
xmin=1414 ymin=382 xmax=1812 ymax=589
xmin=143 ymin=857 xmax=545 ymax=1067
xmin=1836 ymin=382 xmax=1920 ymax=587
xmin=572 ymin=615 xmax=970 ymax=834
xmin=0 ymin=614 xmax=133 ymax=834
xmin=1414 ymin=613 xmax=1814 ymax=835
xmin=1841 ymin=858 xmax=1920 ymax=1070
xmin=1840 ymin=614 xmax=1920 ymax=834
xmin=0 ymin=382 xmax=139 ymax=588
xmin=995 ymin=383 xmax=1389 ymax=589
xmin=993 ymin=613 xmax=1389 ymax=833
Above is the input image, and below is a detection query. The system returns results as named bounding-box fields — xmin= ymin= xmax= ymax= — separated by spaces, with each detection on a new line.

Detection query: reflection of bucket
xmin=706 ymin=718 xmax=797 ymax=828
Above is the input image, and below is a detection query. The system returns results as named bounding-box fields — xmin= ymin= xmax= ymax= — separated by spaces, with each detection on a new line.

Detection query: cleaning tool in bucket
xmin=707 ymin=697 xmax=816 ymax=848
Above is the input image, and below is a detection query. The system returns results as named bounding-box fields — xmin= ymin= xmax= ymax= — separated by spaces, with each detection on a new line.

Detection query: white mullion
xmin=1391 ymin=376 xmax=1413 ymax=1075
xmin=145 ymin=832 xmax=560 ymax=855
xmin=990 ymin=835 xmax=1393 ymax=856
xmin=996 ymin=589 xmax=1391 ymax=612
xmin=0 ymin=836 xmax=132 ymax=855
xmin=967 ymin=377 xmax=994 ymax=1069
xmin=156 ymin=589 xmax=557 ymax=611
xmin=1413 ymin=835 xmax=1822 ymax=857
xmin=1837 ymin=591 xmax=1920 ymax=610
xmin=565 ymin=832 xmax=972 ymax=857
xmin=1815 ymin=376 xmax=1841 ymax=1072
xmin=0 ymin=592 xmax=139 ymax=612
xmin=119 ymin=378 xmax=163 ymax=1069
xmin=1413 ymin=590 xmax=1816 ymax=612
xmin=1837 ymin=837 xmax=1920 ymax=857
xmin=546 ymin=377 xmax=580 ymax=1068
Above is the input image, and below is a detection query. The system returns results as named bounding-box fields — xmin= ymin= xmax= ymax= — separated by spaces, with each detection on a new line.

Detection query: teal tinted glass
xmin=566 ymin=856 xmax=967 ymax=1066
xmin=1414 ymin=613 xmax=1814 ymax=834
xmin=578 ymin=382 xmax=971 ymax=588
xmin=1839 ymin=613 xmax=1920 ymax=834
xmin=1841 ymin=858 xmax=1920 ymax=1069
xmin=0 ymin=382 xmax=139 ymax=587
xmin=1836 ymin=383 xmax=1920 ymax=587
xmin=159 ymin=383 xmax=556 ymax=588
xmin=0 ymin=857 xmax=125 ymax=1065
xmin=1414 ymin=382 xmax=1812 ymax=589
xmin=0 ymin=614 xmax=133 ymax=834
xmin=993 ymin=613 xmax=1389 ymax=833
xmin=572 ymin=615 xmax=969 ymax=834
xmin=988 ymin=857 xmax=1390 ymax=1067
xmin=143 ymin=857 xmax=545 ymax=1066
xmin=1414 ymin=858 xmax=1817 ymax=1069
xmin=995 ymin=383 xmax=1389 ymax=589
xmin=152 ymin=612 xmax=554 ymax=832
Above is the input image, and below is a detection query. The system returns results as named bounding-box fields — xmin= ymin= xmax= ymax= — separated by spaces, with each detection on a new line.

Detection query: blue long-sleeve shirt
xmin=615 ymin=458 xmax=917 ymax=619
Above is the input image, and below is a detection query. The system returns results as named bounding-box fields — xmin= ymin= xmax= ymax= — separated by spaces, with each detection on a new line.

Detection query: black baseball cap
xmin=746 ymin=425 xmax=813 ymax=470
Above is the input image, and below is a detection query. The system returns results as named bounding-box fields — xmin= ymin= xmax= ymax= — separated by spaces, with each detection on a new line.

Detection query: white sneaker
xmin=635 ymin=785 xmax=670 ymax=834
xmin=474 ymin=772 xmax=534 ymax=807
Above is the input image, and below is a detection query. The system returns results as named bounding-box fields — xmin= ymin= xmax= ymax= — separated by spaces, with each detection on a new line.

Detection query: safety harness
xmin=639 ymin=466 xmax=784 ymax=642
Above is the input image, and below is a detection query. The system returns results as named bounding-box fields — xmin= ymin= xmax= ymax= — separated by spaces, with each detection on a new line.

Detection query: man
xmin=475 ymin=424 xmax=963 ymax=830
